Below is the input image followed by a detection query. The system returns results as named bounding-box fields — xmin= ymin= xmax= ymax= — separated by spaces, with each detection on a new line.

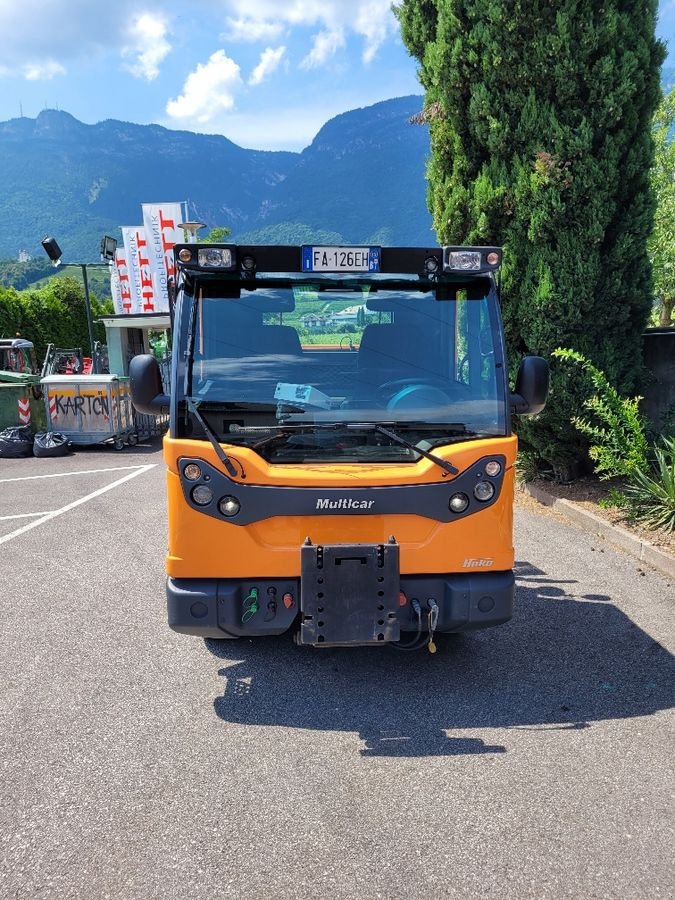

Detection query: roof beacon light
xmin=424 ymin=255 xmax=441 ymax=276
xmin=443 ymin=246 xmax=502 ymax=273
xmin=198 ymin=247 xmax=235 ymax=269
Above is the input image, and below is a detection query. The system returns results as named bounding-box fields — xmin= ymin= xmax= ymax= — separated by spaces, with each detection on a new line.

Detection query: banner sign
xmin=142 ymin=202 xmax=183 ymax=312
xmin=111 ymin=248 xmax=132 ymax=315
xmin=121 ymin=226 xmax=157 ymax=314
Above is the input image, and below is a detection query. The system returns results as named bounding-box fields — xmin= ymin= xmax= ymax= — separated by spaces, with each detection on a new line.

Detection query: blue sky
xmin=0 ymin=0 xmax=672 ymax=152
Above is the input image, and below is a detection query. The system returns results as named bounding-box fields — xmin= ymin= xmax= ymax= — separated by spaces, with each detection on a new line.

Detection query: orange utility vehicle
xmin=130 ymin=244 xmax=548 ymax=650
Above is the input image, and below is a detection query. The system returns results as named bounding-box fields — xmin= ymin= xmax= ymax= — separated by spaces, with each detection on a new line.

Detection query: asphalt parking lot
xmin=1 ymin=441 xmax=673 ymax=899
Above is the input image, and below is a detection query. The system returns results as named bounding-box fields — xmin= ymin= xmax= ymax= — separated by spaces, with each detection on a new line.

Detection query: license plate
xmin=302 ymin=246 xmax=380 ymax=273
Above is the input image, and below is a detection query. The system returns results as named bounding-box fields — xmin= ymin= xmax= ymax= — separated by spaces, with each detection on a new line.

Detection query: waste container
xmin=41 ymin=374 xmax=137 ymax=450
xmin=0 ymin=374 xmax=47 ymax=431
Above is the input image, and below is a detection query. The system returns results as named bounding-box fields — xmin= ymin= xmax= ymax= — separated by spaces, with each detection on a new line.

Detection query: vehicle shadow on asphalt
xmin=206 ymin=559 xmax=674 ymax=757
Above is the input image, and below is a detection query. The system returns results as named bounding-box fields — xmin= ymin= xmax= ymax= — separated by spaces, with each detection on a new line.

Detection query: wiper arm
xmin=188 ymin=398 xmax=245 ymax=479
xmin=229 ymin=421 xmax=464 ymax=474
xmin=365 ymin=423 xmax=458 ymax=476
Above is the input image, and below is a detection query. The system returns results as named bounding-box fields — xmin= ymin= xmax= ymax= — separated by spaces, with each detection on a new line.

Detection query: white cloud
xmin=224 ymin=17 xmax=285 ymax=43
xmin=249 ymin=46 xmax=286 ymax=86
xmin=166 ymin=50 xmax=243 ymax=124
xmin=0 ymin=1 xmax=173 ymax=81
xmin=300 ymin=29 xmax=345 ymax=69
xmin=122 ymin=13 xmax=171 ymax=81
xmin=219 ymin=1 xmax=397 ymax=65
xmin=22 ymin=60 xmax=66 ymax=81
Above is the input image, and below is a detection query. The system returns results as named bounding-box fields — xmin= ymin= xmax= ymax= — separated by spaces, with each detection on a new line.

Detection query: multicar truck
xmin=130 ymin=244 xmax=548 ymax=651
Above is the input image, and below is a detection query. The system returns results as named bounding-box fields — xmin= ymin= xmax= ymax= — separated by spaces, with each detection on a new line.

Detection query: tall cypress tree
xmin=396 ymin=0 xmax=665 ymax=474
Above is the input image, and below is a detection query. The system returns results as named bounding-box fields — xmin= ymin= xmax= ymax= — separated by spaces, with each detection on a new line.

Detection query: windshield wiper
xmin=365 ymin=423 xmax=458 ymax=476
xmin=188 ymin=398 xmax=245 ymax=479
xmin=229 ymin=421 xmax=458 ymax=476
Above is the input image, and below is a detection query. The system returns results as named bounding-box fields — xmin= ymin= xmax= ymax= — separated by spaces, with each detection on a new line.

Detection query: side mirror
xmin=510 ymin=356 xmax=549 ymax=416
xmin=129 ymin=354 xmax=170 ymax=416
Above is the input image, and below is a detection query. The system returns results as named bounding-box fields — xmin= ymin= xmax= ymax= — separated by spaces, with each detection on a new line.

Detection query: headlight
xmin=474 ymin=481 xmax=495 ymax=502
xmin=191 ymin=485 xmax=213 ymax=506
xmin=446 ymin=250 xmax=481 ymax=270
xmin=449 ymin=492 xmax=470 ymax=513
xmin=484 ymin=460 xmax=502 ymax=477
xmin=218 ymin=495 xmax=241 ymax=517
xmin=184 ymin=463 xmax=202 ymax=481
xmin=198 ymin=247 xmax=234 ymax=268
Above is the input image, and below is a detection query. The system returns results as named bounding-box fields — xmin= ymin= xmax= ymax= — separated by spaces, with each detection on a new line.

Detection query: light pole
xmin=41 ymin=236 xmax=115 ymax=367
xmin=179 ymin=221 xmax=206 ymax=243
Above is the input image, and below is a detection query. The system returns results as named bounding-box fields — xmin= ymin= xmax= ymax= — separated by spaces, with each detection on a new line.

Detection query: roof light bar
xmin=443 ymin=246 xmax=502 ymax=273
xmin=173 ymin=244 xmax=503 ymax=277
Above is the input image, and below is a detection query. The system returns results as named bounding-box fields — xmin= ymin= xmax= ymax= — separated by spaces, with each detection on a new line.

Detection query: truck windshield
xmin=180 ymin=281 xmax=507 ymax=463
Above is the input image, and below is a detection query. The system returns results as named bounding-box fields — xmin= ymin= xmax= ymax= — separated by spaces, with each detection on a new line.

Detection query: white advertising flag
xmin=141 ymin=202 xmax=184 ymax=312
xmin=121 ymin=226 xmax=157 ymax=314
xmin=112 ymin=248 xmax=133 ymax=315
xmin=109 ymin=259 xmax=121 ymax=314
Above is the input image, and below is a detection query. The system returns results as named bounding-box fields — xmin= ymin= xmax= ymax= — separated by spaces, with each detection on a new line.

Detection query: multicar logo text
xmin=316 ymin=498 xmax=375 ymax=510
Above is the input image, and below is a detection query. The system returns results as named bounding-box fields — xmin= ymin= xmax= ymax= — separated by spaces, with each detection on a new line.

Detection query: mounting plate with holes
xmin=299 ymin=540 xmax=400 ymax=646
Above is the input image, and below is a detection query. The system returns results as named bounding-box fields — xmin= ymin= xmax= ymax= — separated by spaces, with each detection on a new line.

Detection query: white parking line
xmin=0 ymin=465 xmax=154 ymax=484
xmin=0 ymin=512 xmax=56 ymax=521
xmin=0 ymin=464 xmax=157 ymax=546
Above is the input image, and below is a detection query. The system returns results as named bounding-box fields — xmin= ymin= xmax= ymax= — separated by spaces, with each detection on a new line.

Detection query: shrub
xmin=621 ymin=436 xmax=675 ymax=532
xmin=552 ymin=348 xmax=649 ymax=479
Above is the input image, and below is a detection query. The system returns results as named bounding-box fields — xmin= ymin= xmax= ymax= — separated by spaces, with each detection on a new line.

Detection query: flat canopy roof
xmin=98 ymin=314 xmax=171 ymax=329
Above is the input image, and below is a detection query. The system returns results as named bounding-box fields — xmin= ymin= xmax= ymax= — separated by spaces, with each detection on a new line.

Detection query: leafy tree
xmin=202 ymin=226 xmax=232 ymax=243
xmin=648 ymin=88 xmax=675 ymax=326
xmin=395 ymin=0 xmax=665 ymax=476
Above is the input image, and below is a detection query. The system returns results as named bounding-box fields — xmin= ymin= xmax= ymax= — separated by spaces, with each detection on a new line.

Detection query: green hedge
xmin=0 ymin=276 xmax=111 ymax=362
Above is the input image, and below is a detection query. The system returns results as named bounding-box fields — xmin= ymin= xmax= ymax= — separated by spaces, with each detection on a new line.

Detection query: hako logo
xmin=463 ymin=558 xmax=494 ymax=568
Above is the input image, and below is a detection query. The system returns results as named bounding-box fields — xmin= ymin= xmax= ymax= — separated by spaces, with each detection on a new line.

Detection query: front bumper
xmin=167 ymin=570 xmax=514 ymax=643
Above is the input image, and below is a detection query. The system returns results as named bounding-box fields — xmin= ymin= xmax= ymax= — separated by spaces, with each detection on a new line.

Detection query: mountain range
xmin=0 ymin=96 xmax=433 ymax=262
xmin=2 ymin=66 xmax=672 ymax=265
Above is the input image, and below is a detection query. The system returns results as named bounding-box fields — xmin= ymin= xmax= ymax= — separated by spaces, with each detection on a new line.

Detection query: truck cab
xmin=0 ymin=338 xmax=39 ymax=377
xmin=130 ymin=243 xmax=548 ymax=649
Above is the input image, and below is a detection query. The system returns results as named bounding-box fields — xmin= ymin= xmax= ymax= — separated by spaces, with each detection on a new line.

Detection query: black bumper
xmin=166 ymin=570 xmax=514 ymax=642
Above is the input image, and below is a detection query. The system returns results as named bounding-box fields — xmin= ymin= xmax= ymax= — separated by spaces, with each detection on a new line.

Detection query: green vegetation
xmin=395 ymin=0 xmax=665 ymax=476
xmin=554 ymin=348 xmax=674 ymax=533
xmin=234 ymin=222 xmax=346 ymax=246
xmin=0 ymin=278 xmax=111 ymax=361
xmin=648 ymin=88 xmax=675 ymax=327
xmin=0 ymin=258 xmax=54 ymax=291
xmin=552 ymin=349 xmax=649 ymax=479
xmin=622 ymin=437 xmax=675 ymax=532
xmin=202 ymin=226 xmax=232 ymax=243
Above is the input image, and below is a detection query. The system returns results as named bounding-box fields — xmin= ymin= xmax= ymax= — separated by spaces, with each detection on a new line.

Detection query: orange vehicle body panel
xmin=163 ymin=434 xmax=518 ymax=580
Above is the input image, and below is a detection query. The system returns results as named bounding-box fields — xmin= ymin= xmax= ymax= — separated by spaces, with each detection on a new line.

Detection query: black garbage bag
xmin=0 ymin=425 xmax=34 ymax=458
xmin=33 ymin=431 xmax=73 ymax=458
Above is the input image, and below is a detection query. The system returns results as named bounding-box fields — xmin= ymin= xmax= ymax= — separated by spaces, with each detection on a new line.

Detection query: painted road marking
xmin=0 ymin=512 xmax=56 ymax=521
xmin=0 ymin=464 xmax=156 ymax=546
xmin=0 ymin=465 xmax=153 ymax=484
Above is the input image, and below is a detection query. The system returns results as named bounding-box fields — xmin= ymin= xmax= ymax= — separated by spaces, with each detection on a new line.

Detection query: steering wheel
xmin=376 ymin=378 xmax=454 ymax=410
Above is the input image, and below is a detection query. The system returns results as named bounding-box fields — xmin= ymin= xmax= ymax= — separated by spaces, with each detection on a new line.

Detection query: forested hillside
xmin=0 ymin=96 xmax=432 ymax=263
